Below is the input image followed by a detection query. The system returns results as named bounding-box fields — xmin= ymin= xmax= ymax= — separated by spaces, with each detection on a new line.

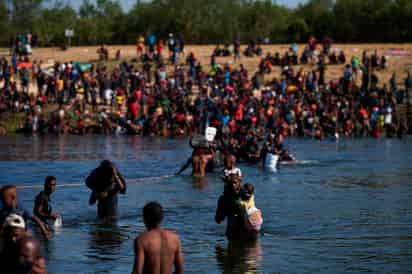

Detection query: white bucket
xmin=205 ymin=127 xmax=217 ymax=142
xmin=265 ymin=153 xmax=279 ymax=172
xmin=246 ymin=207 xmax=263 ymax=232
xmin=385 ymin=114 xmax=392 ymax=125
xmin=53 ymin=216 xmax=63 ymax=228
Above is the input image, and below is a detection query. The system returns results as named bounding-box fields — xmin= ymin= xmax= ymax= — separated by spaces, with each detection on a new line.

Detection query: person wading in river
xmin=86 ymin=160 xmax=126 ymax=219
xmin=33 ymin=176 xmax=60 ymax=225
xmin=0 ymin=185 xmax=51 ymax=240
xmin=132 ymin=202 xmax=183 ymax=274
xmin=215 ymin=174 xmax=244 ymax=240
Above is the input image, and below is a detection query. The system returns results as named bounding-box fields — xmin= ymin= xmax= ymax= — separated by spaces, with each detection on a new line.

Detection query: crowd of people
xmin=0 ymin=180 xmax=56 ymax=273
xmin=1 ymin=36 xmax=410 ymax=143
xmin=1 ymin=33 xmax=411 ymax=271
xmin=9 ymin=33 xmax=37 ymax=56
xmin=0 ymin=29 xmax=411 ymax=273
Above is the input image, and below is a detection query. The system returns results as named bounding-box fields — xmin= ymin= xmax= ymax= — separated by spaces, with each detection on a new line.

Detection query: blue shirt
xmin=149 ymin=35 xmax=156 ymax=46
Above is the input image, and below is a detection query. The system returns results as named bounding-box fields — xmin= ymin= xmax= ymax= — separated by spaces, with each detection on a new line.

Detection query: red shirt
xmin=134 ymin=89 xmax=142 ymax=103
xmin=235 ymin=105 xmax=243 ymax=121
xmin=129 ymin=102 xmax=139 ymax=118
xmin=176 ymin=113 xmax=185 ymax=122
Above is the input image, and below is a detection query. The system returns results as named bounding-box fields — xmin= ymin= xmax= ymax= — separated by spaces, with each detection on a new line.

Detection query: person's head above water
xmin=16 ymin=236 xmax=45 ymax=273
xmin=227 ymin=174 xmax=242 ymax=194
xmin=1 ymin=185 xmax=17 ymax=208
xmin=44 ymin=176 xmax=56 ymax=195
xmin=3 ymin=213 xmax=27 ymax=243
xmin=99 ymin=160 xmax=117 ymax=177
xmin=241 ymin=183 xmax=255 ymax=201
xmin=143 ymin=202 xmax=163 ymax=230
xmin=100 ymin=159 xmax=114 ymax=169
xmin=224 ymin=154 xmax=236 ymax=169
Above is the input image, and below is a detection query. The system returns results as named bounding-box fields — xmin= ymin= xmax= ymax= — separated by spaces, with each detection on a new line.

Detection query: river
xmin=0 ymin=135 xmax=411 ymax=274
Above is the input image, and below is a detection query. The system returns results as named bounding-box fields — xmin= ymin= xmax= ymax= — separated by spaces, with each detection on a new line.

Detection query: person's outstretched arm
xmin=215 ymin=196 xmax=226 ymax=224
xmin=113 ymin=167 xmax=126 ymax=194
xmin=31 ymin=215 xmax=52 ymax=240
xmin=175 ymin=157 xmax=192 ymax=175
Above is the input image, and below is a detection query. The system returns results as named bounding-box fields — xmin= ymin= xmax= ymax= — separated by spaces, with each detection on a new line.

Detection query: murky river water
xmin=0 ymin=135 xmax=411 ymax=274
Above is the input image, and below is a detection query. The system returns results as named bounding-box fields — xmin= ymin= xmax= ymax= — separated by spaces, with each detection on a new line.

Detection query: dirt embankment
xmin=22 ymin=44 xmax=412 ymax=85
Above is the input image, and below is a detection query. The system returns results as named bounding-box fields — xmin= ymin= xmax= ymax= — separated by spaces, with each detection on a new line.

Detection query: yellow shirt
xmin=241 ymin=195 xmax=256 ymax=214
xmin=117 ymin=95 xmax=124 ymax=106
xmin=57 ymin=79 xmax=64 ymax=91
xmin=75 ymin=83 xmax=84 ymax=95
xmin=137 ymin=36 xmax=145 ymax=47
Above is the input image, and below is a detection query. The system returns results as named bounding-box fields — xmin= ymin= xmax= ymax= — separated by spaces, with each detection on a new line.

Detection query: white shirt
xmin=224 ymin=167 xmax=242 ymax=178
xmin=104 ymin=89 xmax=113 ymax=100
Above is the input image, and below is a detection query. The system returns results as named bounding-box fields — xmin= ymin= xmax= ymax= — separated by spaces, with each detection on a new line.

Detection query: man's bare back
xmin=132 ymin=202 xmax=183 ymax=274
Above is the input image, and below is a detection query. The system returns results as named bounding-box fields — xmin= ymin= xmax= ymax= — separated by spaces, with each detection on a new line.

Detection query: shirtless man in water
xmin=176 ymin=146 xmax=214 ymax=177
xmin=132 ymin=202 xmax=183 ymax=274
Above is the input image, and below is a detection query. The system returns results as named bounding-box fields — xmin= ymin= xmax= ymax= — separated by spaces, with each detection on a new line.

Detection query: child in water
xmin=240 ymin=183 xmax=263 ymax=232
xmin=240 ymin=183 xmax=256 ymax=212
xmin=222 ymin=154 xmax=242 ymax=185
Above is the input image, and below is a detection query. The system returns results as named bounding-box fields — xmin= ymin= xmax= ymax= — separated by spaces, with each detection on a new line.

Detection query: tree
xmin=0 ymin=1 xmax=10 ymax=45
xmin=79 ymin=0 xmax=97 ymax=19
xmin=9 ymin=0 xmax=44 ymax=32
xmin=287 ymin=18 xmax=309 ymax=42
xmin=295 ymin=0 xmax=335 ymax=40
xmin=0 ymin=0 xmax=412 ymax=46
xmin=33 ymin=5 xmax=77 ymax=46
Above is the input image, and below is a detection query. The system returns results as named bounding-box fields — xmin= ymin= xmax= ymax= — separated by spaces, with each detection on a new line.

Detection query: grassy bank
xmin=0 ymin=112 xmax=26 ymax=134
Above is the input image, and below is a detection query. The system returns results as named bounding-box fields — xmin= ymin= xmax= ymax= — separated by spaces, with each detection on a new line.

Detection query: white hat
xmin=4 ymin=214 xmax=26 ymax=229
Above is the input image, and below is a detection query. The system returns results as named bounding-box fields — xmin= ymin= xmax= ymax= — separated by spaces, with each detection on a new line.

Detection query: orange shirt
xmin=57 ymin=79 xmax=64 ymax=91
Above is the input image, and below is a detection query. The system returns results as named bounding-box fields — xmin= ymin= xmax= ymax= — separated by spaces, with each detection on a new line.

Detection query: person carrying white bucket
xmin=264 ymin=153 xmax=279 ymax=172
xmin=205 ymin=126 xmax=217 ymax=142
xmin=33 ymin=176 xmax=62 ymax=229
xmin=176 ymin=128 xmax=217 ymax=177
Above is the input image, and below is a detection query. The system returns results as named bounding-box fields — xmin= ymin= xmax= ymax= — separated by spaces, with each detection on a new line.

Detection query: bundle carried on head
xmin=189 ymin=134 xmax=209 ymax=149
xmin=85 ymin=160 xmax=116 ymax=193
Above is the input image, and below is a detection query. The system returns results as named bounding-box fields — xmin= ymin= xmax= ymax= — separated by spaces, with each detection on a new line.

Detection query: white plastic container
xmin=53 ymin=216 xmax=63 ymax=228
xmin=265 ymin=153 xmax=279 ymax=172
xmin=205 ymin=127 xmax=217 ymax=142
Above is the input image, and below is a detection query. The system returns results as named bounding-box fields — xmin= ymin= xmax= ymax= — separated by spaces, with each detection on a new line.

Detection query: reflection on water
xmin=87 ymin=221 xmax=128 ymax=261
xmin=0 ymin=135 xmax=171 ymax=161
xmin=215 ymin=239 xmax=263 ymax=274
xmin=191 ymin=176 xmax=209 ymax=189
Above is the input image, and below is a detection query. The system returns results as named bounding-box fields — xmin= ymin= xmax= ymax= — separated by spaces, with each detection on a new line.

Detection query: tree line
xmin=0 ymin=0 xmax=411 ymax=47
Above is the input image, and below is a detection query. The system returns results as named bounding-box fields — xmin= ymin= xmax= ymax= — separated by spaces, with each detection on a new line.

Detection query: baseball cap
xmin=4 ymin=214 xmax=26 ymax=229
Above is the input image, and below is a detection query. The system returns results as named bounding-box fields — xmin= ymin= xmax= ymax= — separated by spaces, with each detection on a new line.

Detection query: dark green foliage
xmin=2 ymin=0 xmax=412 ymax=46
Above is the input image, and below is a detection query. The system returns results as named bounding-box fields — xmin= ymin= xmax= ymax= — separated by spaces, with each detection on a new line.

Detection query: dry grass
xmin=5 ymin=44 xmax=412 ymax=86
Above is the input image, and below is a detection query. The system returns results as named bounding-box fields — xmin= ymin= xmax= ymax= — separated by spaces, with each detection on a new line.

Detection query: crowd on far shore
xmin=1 ymin=34 xmax=412 ymax=274
xmin=0 ymin=35 xmax=411 ymax=140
